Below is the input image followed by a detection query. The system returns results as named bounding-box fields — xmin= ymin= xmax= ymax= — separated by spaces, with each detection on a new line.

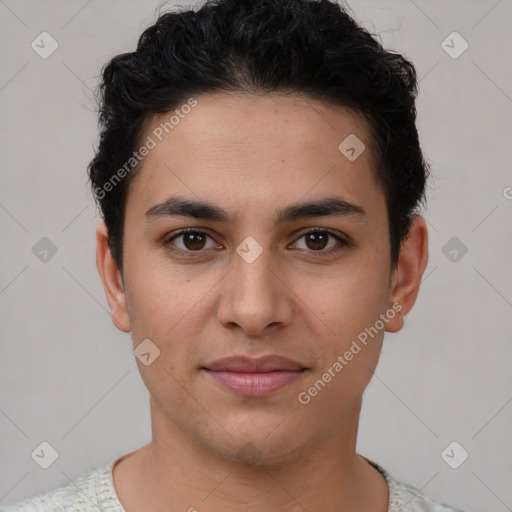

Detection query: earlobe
xmin=385 ymin=215 xmax=429 ymax=334
xmin=95 ymin=221 xmax=131 ymax=333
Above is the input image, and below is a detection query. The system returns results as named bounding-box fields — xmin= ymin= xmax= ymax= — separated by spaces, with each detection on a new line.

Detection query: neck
xmin=113 ymin=397 xmax=388 ymax=512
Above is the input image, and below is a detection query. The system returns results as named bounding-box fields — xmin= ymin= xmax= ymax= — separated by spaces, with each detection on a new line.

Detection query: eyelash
xmin=163 ymin=228 xmax=351 ymax=258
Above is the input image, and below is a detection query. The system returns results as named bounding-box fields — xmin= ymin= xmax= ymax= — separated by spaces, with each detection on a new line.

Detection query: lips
xmin=203 ymin=355 xmax=306 ymax=373
xmin=202 ymin=355 xmax=308 ymax=397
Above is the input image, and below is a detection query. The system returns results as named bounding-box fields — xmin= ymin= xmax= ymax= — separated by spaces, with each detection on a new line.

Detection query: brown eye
xmin=292 ymin=229 xmax=350 ymax=256
xmin=165 ymin=229 xmax=219 ymax=255
xmin=304 ymin=231 xmax=329 ymax=250
xmin=181 ymin=232 xmax=207 ymax=250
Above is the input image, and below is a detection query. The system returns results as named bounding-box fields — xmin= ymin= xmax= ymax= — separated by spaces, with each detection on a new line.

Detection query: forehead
xmin=126 ymin=92 xmax=384 ymax=220
xmin=144 ymin=92 xmax=372 ymax=156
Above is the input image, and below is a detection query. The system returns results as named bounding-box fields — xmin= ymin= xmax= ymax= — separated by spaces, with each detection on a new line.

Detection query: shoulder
xmin=362 ymin=456 xmax=467 ymax=512
xmin=388 ymin=477 xmax=466 ymax=512
xmin=0 ymin=459 xmax=122 ymax=512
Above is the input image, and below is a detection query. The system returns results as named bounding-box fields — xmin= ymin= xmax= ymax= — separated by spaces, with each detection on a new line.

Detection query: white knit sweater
xmin=1 ymin=456 xmax=466 ymax=511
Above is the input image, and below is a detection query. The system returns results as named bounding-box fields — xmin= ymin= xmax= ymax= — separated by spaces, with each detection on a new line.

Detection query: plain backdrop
xmin=1 ymin=1 xmax=511 ymax=510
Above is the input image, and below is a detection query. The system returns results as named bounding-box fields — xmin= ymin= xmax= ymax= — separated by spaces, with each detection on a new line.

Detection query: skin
xmin=96 ymin=92 xmax=428 ymax=512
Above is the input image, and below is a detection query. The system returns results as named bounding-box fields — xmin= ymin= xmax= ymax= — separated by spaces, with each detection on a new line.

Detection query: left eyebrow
xmin=144 ymin=196 xmax=367 ymax=225
xmin=275 ymin=197 xmax=367 ymax=224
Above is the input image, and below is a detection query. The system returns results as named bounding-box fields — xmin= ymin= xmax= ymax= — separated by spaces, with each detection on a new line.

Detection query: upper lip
xmin=203 ymin=355 xmax=307 ymax=373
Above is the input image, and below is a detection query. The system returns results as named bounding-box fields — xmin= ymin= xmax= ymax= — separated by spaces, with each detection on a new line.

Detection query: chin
xmin=198 ymin=419 xmax=314 ymax=468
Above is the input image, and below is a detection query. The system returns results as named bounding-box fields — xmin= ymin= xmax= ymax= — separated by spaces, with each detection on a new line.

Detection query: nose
xmin=216 ymin=243 xmax=293 ymax=338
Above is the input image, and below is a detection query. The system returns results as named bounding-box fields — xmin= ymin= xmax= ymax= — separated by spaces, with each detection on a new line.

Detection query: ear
xmin=385 ymin=215 xmax=429 ymax=334
xmin=95 ymin=221 xmax=131 ymax=333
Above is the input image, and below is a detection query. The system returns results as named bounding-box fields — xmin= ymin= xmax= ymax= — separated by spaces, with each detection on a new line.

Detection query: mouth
xmin=201 ymin=354 xmax=309 ymax=397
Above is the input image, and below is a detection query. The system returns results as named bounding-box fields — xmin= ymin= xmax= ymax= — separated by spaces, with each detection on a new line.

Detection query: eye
xmin=164 ymin=229 xmax=220 ymax=257
xmin=164 ymin=228 xmax=350 ymax=258
xmin=291 ymin=229 xmax=350 ymax=256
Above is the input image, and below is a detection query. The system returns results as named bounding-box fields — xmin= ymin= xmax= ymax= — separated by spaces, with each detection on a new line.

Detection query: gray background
xmin=1 ymin=1 xmax=511 ymax=510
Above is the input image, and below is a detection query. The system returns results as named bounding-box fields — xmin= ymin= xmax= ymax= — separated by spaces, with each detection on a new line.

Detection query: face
xmin=97 ymin=92 xmax=425 ymax=465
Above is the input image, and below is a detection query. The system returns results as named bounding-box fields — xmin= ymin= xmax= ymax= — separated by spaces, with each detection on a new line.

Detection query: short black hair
xmin=88 ymin=0 xmax=430 ymax=275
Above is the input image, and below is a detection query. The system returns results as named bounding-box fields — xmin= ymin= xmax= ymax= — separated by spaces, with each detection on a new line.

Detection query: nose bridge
xmin=235 ymin=245 xmax=273 ymax=295
xmin=232 ymin=240 xmax=278 ymax=306
xmin=217 ymin=238 xmax=291 ymax=334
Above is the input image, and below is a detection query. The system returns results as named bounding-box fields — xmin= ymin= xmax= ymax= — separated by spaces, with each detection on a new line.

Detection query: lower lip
xmin=203 ymin=369 xmax=306 ymax=397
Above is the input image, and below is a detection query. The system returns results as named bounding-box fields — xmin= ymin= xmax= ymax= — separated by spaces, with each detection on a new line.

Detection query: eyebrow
xmin=144 ymin=196 xmax=367 ymax=225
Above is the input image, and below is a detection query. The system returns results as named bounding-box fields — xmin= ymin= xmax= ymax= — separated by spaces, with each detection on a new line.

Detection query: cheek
xmin=124 ymin=262 xmax=215 ymax=380
xmin=124 ymin=257 xmax=200 ymax=334
xmin=292 ymin=258 xmax=389 ymax=389
xmin=293 ymin=259 xmax=389 ymax=337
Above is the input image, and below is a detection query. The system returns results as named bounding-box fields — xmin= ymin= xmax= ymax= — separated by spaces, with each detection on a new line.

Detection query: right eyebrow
xmin=145 ymin=197 xmax=229 ymax=222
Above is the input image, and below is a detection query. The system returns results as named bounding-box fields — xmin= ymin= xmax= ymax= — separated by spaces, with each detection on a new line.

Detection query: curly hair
xmin=88 ymin=0 xmax=430 ymax=275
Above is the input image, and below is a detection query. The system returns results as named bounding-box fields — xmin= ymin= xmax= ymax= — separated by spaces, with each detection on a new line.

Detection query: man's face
xmin=116 ymin=92 xmax=399 ymax=463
